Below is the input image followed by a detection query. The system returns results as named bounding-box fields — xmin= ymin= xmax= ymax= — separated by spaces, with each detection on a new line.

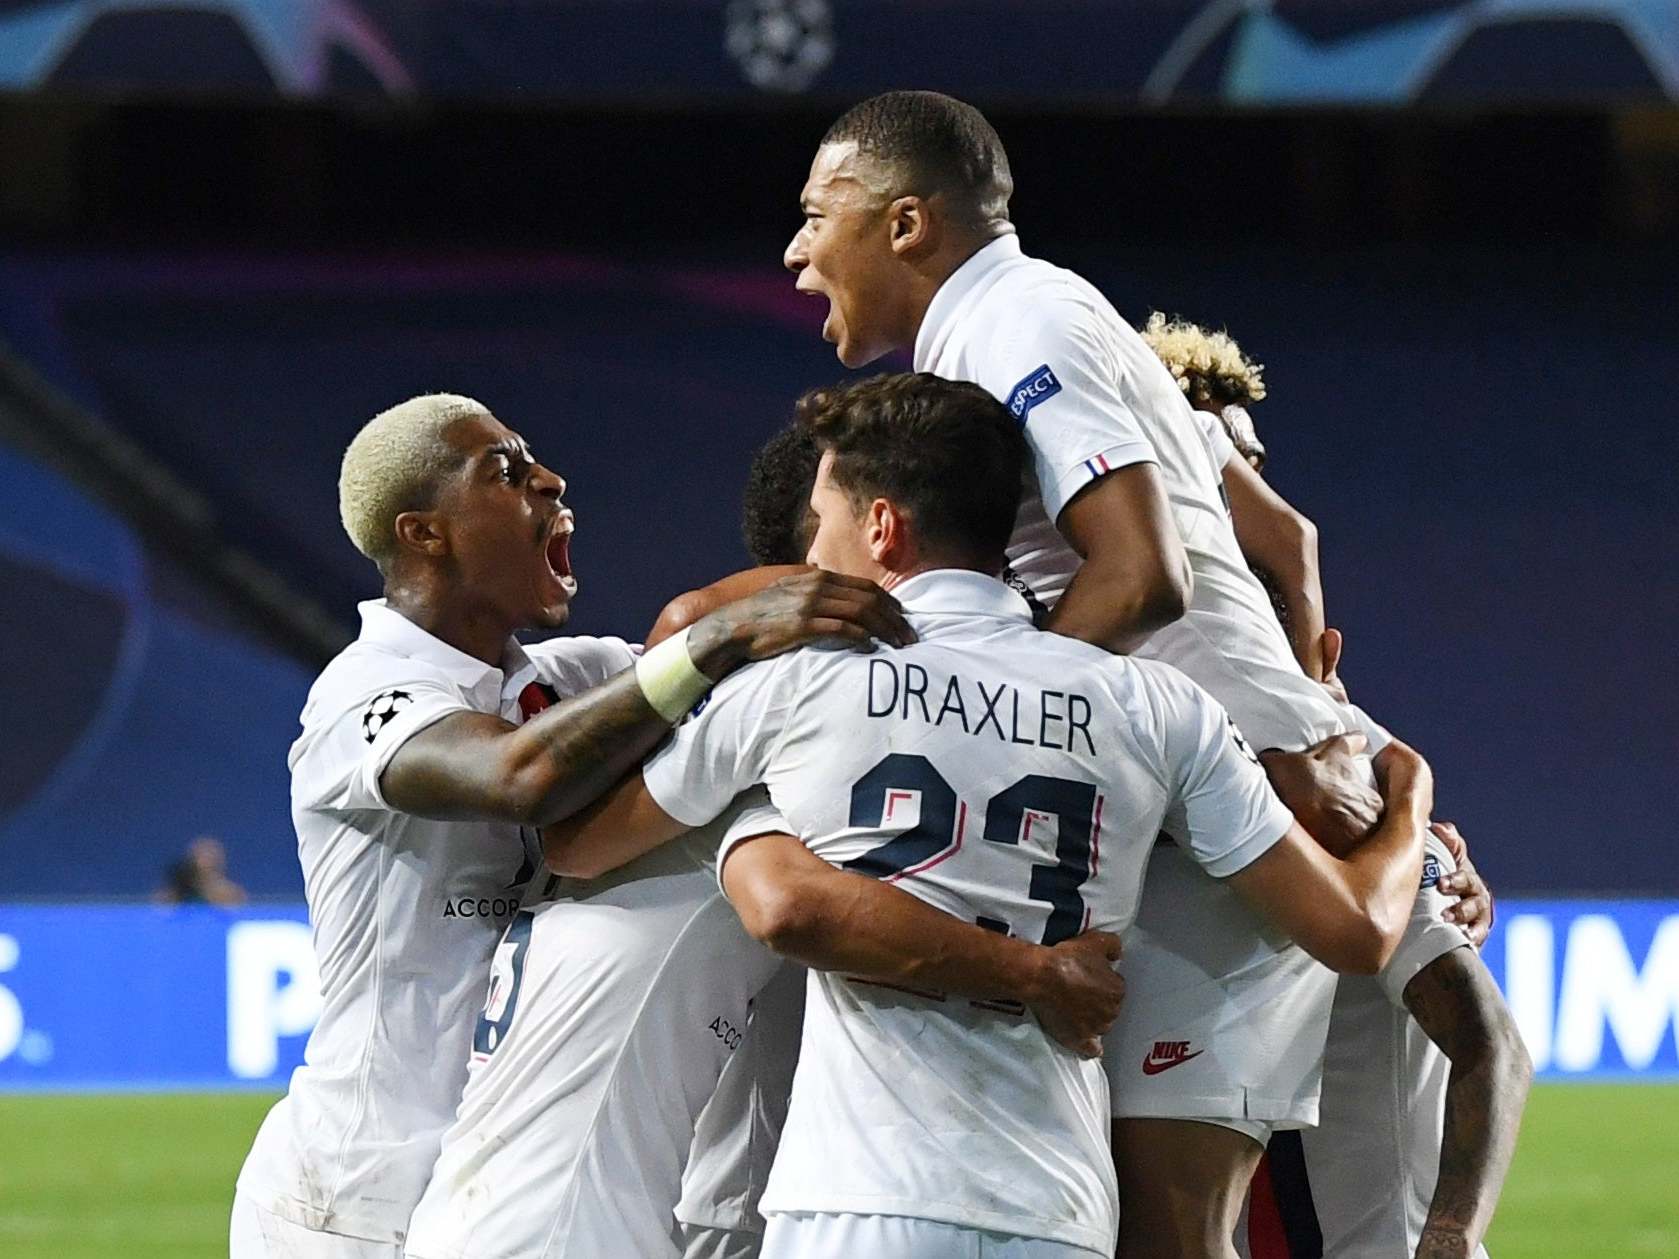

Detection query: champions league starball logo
xmin=361 ymin=689 xmax=414 ymax=743
xmin=724 ymin=0 xmax=835 ymax=93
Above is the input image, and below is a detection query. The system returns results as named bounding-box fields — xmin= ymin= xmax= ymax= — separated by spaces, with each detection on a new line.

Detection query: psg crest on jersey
xmin=362 ymin=689 xmax=414 ymax=743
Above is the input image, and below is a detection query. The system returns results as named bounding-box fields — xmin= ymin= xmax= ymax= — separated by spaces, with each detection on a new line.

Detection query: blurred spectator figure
xmin=156 ymin=836 xmax=247 ymax=906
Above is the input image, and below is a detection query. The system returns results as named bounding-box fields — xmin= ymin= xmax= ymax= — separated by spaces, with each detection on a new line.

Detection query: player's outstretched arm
xmin=721 ymin=832 xmax=1127 ymax=1059
xmin=1227 ymin=739 xmax=1433 ymax=974
xmin=1221 ymin=454 xmax=1326 ymax=680
xmin=1404 ymin=946 xmax=1533 ymax=1258
xmin=382 ymin=571 xmax=913 ymax=827
xmin=1043 ymin=463 xmax=1192 ymax=654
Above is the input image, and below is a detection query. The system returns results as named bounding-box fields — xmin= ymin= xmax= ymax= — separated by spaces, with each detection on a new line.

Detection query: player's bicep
xmin=1056 ymin=460 xmax=1184 ymax=571
xmin=1402 ymin=944 xmax=1516 ymax=1065
xmin=541 ymin=769 xmax=689 ymax=878
xmin=376 ymin=709 xmax=517 ymax=819
xmin=1225 ymin=821 xmax=1385 ymax=974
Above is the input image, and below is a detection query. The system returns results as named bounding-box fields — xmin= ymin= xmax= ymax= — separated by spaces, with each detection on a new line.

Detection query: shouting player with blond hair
xmin=231 ymin=392 xmax=916 ymax=1258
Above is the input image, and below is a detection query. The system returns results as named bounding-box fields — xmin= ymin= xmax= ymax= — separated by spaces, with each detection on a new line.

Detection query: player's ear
xmin=393 ymin=510 xmax=449 ymax=559
xmin=868 ymin=497 xmax=908 ymax=567
xmin=888 ymin=196 xmax=929 ymax=255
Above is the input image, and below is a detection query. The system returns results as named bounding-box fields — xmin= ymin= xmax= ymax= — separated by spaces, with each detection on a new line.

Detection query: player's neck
xmin=906 ymin=227 xmax=1013 ymax=347
xmin=879 ymin=559 xmax=994 ymax=592
xmin=384 ymin=581 xmax=514 ymax=669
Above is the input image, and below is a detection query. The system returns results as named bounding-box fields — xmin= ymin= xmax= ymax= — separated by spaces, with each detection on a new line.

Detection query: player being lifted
xmin=539 ymin=372 xmax=1436 ymax=1259
xmin=777 ymin=91 xmax=1489 ymax=1258
xmin=1142 ymin=317 xmax=1530 ymax=1259
xmin=231 ymin=392 xmax=917 ymax=1258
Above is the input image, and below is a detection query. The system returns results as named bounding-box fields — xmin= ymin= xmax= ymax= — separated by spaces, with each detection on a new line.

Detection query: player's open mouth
xmin=545 ymin=515 xmax=577 ymax=597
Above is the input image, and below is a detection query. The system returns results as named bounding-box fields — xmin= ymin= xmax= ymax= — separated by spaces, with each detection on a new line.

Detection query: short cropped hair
xmin=822 ymin=90 xmax=1013 ymax=227
xmin=1140 ymin=312 xmax=1267 ymax=409
xmin=741 ymin=425 xmax=821 ymax=567
xmin=339 ymin=393 xmax=489 ymax=567
xmin=796 ymin=372 xmax=1025 ymax=570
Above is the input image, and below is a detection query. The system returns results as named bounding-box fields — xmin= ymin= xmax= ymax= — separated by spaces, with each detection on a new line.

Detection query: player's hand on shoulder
xmin=1260 ymin=732 xmax=1384 ymax=858
xmin=687 ymin=569 xmax=915 ymax=677
xmin=1026 ymin=930 xmax=1126 ymax=1060
xmin=1432 ymin=820 xmax=1495 ymax=948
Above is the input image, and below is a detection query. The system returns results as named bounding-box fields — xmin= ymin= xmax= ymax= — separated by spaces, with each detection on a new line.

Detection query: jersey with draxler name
xmin=235 ymin=600 xmax=635 ymax=1245
xmin=640 ymin=570 xmax=1295 ymax=1256
xmin=913 ymin=235 xmax=1375 ymax=755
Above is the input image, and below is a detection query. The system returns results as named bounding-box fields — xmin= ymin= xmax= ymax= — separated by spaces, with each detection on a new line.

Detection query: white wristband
xmin=635 ymin=626 xmax=715 ymax=724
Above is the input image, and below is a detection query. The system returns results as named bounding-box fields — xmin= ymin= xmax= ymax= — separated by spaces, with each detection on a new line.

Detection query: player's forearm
xmin=1407 ymin=954 xmax=1534 ymax=1256
xmin=496 ymin=671 xmax=677 ymax=826
xmin=1044 ymin=553 xmax=1189 ymax=654
xmin=645 ymin=566 xmax=810 ymax=648
xmin=1226 ymin=464 xmax=1325 ymax=678
xmin=1335 ymin=766 xmax=1431 ymax=970
xmin=742 ymin=866 xmax=1050 ymax=1004
xmin=1417 ymin=1045 xmax=1531 ymax=1257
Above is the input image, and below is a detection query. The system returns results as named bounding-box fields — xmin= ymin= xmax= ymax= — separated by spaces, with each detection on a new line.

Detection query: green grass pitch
xmin=0 ymin=1084 xmax=1672 ymax=1257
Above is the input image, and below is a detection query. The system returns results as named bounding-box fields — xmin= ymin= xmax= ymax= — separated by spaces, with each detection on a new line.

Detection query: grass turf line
xmin=0 ymin=1084 xmax=1674 ymax=1257
xmin=0 ymin=1092 xmax=277 ymax=1259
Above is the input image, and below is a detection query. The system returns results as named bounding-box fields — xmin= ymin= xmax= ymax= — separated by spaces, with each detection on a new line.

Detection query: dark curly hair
xmin=795 ymin=372 xmax=1025 ymax=571
xmin=741 ymin=425 xmax=821 ymax=567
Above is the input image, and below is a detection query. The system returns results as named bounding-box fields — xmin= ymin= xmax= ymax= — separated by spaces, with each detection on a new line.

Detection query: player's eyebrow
xmin=480 ymin=440 xmax=533 ymax=471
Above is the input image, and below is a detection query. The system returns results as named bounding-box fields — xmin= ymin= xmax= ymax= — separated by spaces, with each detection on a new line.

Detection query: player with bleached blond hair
xmin=230 ymin=391 xmax=919 ymax=1258
xmin=1141 ymin=324 xmax=1529 ymax=1259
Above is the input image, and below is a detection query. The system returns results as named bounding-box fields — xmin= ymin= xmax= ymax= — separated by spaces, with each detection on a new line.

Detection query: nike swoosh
xmin=1141 ymin=1049 xmax=1205 ymax=1076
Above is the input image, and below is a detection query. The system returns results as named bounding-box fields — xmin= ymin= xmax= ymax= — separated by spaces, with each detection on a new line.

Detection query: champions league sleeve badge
xmin=362 ymin=689 xmax=414 ymax=743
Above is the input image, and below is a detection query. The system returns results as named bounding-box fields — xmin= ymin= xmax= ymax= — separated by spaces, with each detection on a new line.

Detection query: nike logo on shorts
xmin=1142 ymin=1040 xmax=1204 ymax=1075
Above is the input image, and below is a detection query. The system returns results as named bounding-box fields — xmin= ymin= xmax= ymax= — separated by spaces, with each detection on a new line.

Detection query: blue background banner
xmin=2 ymin=899 xmax=1674 ymax=1091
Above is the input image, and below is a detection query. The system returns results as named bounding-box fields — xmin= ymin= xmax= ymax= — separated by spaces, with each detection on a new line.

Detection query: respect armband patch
xmin=1005 ymin=364 xmax=1062 ymax=423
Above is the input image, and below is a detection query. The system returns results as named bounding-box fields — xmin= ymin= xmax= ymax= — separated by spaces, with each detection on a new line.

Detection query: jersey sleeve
xmin=1194 ymin=406 xmax=1238 ymax=468
xmin=1377 ymin=833 xmax=1474 ymax=1007
xmin=976 ymin=298 xmax=1159 ymax=525
xmin=1340 ymin=701 xmax=1395 ymax=758
xmin=301 ymin=678 xmax=475 ymax=814
xmin=641 ymin=658 xmax=799 ymax=830
xmin=525 ymin=635 xmax=639 ymax=696
xmin=714 ymin=791 xmax=793 ymax=891
xmin=1152 ymin=667 xmax=1296 ymax=878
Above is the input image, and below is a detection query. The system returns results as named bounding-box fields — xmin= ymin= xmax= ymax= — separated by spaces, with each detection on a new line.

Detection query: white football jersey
xmin=1295 ymin=834 xmax=1484 ymax=1258
xmin=403 ymin=795 xmax=786 ymax=1259
xmin=640 ymin=570 xmax=1295 ymax=1255
xmin=914 ymin=235 xmax=1373 ymax=755
xmin=236 ymin=600 xmax=634 ymax=1244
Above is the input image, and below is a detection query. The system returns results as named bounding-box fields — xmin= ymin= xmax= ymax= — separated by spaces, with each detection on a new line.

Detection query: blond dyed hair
xmin=1141 ymin=312 xmax=1267 ymax=409
xmin=338 ymin=392 xmax=492 ymax=567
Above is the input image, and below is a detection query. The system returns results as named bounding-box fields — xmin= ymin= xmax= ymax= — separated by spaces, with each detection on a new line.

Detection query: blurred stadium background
xmin=1 ymin=2 xmax=1676 ymax=1256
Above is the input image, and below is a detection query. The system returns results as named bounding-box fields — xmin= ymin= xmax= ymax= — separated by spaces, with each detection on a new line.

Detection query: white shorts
xmin=761 ymin=1213 xmax=1105 ymax=1258
xmin=677 ymin=958 xmax=806 ymax=1235
xmin=678 ymin=1220 xmax=764 ymax=1259
xmin=1104 ymin=844 xmax=1335 ymax=1129
xmin=230 ymin=1190 xmax=402 ymax=1259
